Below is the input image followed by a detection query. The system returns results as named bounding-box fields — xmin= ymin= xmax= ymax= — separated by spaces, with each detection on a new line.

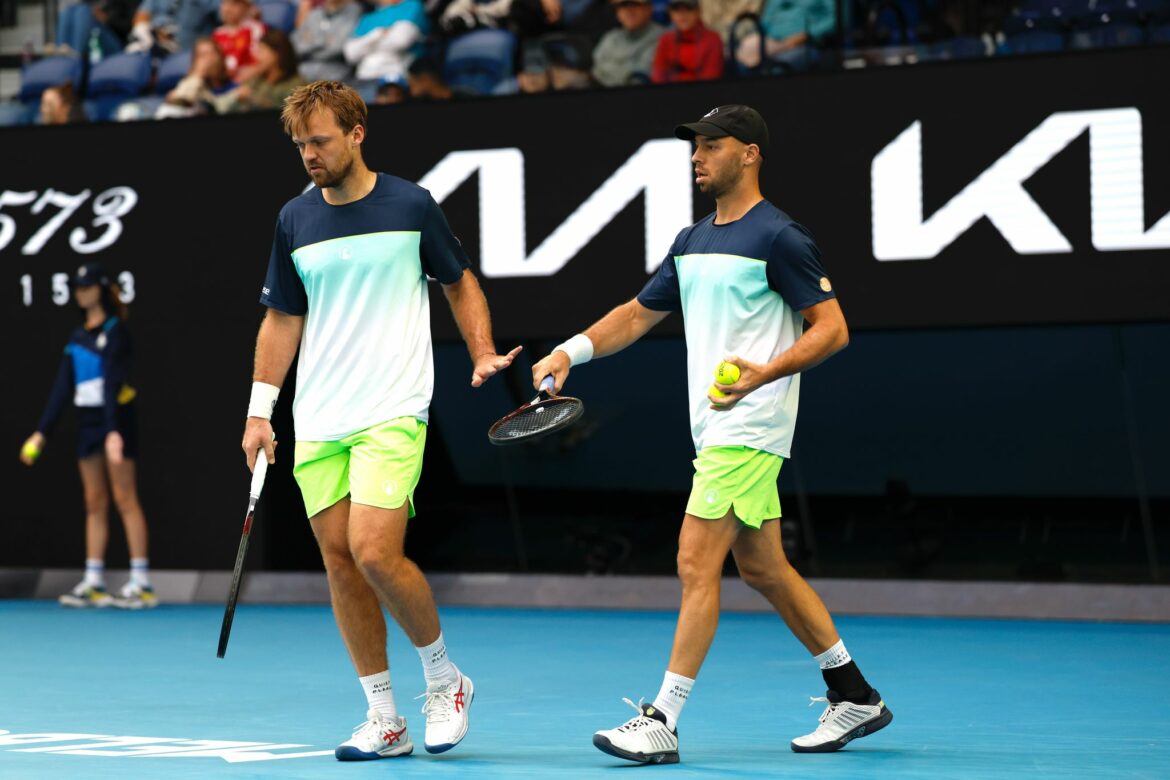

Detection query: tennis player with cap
xmin=532 ymin=105 xmax=892 ymax=762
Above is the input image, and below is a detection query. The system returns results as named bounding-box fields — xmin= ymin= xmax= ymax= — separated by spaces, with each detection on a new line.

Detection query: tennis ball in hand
xmin=715 ymin=361 xmax=740 ymax=385
xmin=22 ymin=442 xmax=41 ymax=462
xmin=708 ymin=384 xmax=728 ymax=400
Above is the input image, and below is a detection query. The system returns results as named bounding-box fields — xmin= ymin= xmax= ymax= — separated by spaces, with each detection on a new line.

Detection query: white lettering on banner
xmin=417 ymin=139 xmax=693 ymax=277
xmin=0 ymin=730 xmax=332 ymax=763
xmin=871 ymin=108 xmax=1170 ymax=260
xmin=0 ymin=186 xmax=139 ymax=255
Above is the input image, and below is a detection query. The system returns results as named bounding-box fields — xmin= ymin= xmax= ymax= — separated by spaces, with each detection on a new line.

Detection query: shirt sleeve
xmin=637 ymin=252 xmax=682 ymax=311
xmin=259 ymin=215 xmax=308 ymax=315
xmin=36 ymin=348 xmax=74 ymax=436
xmin=419 ymin=194 xmax=470 ymax=284
xmin=765 ymin=223 xmax=836 ymax=312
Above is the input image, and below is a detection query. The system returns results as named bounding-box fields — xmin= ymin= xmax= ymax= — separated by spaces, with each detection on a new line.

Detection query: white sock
xmin=651 ymin=671 xmax=693 ymax=731
xmin=814 ymin=639 xmax=852 ymax=670
xmin=417 ymin=632 xmax=458 ymax=687
xmin=84 ymin=559 xmax=104 ymax=587
xmin=359 ymin=670 xmax=398 ymax=721
xmin=129 ymin=558 xmax=150 ymax=588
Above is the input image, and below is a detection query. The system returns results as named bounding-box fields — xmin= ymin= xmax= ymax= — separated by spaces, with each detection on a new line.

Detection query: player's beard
xmin=311 ymin=154 xmax=355 ymax=190
xmin=704 ymin=165 xmax=744 ymax=200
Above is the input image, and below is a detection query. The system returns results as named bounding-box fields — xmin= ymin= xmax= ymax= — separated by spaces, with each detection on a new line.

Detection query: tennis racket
xmin=216 ymin=450 xmax=270 ymax=658
xmin=488 ymin=375 xmax=584 ymax=445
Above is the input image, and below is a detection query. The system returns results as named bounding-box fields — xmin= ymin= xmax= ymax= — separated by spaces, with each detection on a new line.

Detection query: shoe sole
xmin=335 ymin=743 xmax=413 ymax=761
xmin=58 ymin=597 xmax=112 ymax=608
xmin=424 ymin=677 xmax=475 ymax=754
xmin=592 ymin=734 xmax=680 ymax=765
xmin=790 ymin=706 xmax=894 ymax=753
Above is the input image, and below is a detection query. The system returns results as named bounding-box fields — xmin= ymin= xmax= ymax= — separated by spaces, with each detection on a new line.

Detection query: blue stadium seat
xmin=1069 ymin=21 xmax=1146 ymax=47
xmin=444 ymin=29 xmax=516 ymax=96
xmin=864 ymin=0 xmax=920 ymax=45
xmin=923 ymin=35 xmax=989 ymax=61
xmin=0 ymin=101 xmax=37 ymax=126
xmin=19 ymin=55 xmax=83 ymax=104
xmin=1150 ymin=22 xmax=1170 ymax=40
xmin=1002 ymin=29 xmax=1066 ymax=52
xmin=156 ymin=50 xmax=193 ymax=94
xmin=259 ymin=1 xmax=297 ymax=32
xmin=85 ymin=52 xmax=152 ymax=121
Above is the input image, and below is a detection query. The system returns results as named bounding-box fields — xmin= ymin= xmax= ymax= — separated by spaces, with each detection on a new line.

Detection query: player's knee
xmin=83 ymin=490 xmax=109 ymax=514
xmin=349 ymin=538 xmax=404 ymax=578
xmin=738 ymin=564 xmax=780 ymax=593
xmin=110 ymin=486 xmax=137 ymax=514
xmin=676 ymin=547 xmax=719 ymax=588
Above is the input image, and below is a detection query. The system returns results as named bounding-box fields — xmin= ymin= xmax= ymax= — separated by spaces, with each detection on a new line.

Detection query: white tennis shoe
xmin=419 ymin=671 xmax=474 ymax=753
xmin=58 ymin=581 xmax=113 ymax=608
xmin=334 ymin=709 xmax=413 ymax=760
xmin=592 ymin=698 xmax=680 ymax=765
xmin=112 ymin=582 xmax=159 ymax=609
xmin=790 ymin=690 xmax=893 ymax=752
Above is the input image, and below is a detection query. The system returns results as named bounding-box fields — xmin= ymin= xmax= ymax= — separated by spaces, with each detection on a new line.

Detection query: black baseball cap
xmin=71 ymin=262 xmax=109 ymax=288
xmin=675 ymin=104 xmax=770 ymax=158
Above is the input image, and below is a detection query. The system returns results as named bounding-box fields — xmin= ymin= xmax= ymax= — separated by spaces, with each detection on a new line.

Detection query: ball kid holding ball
xmin=532 ymin=105 xmax=891 ymax=763
xmin=20 ymin=262 xmax=156 ymax=609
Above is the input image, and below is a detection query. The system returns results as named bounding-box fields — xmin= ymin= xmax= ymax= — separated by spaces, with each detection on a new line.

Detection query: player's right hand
xmin=242 ymin=417 xmax=276 ymax=473
xmin=19 ymin=432 xmax=45 ymax=466
xmin=532 ymin=351 xmax=571 ymax=394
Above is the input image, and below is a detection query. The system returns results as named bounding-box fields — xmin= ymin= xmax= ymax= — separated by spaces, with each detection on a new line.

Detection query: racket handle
xmin=539 ymin=375 xmax=555 ymax=393
xmin=249 ymin=451 xmax=270 ymax=502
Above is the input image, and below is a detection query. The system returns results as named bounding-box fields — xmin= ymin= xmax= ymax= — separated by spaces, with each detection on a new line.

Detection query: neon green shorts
xmin=685 ymin=446 xmax=783 ymax=529
xmin=292 ymin=417 xmax=427 ymax=519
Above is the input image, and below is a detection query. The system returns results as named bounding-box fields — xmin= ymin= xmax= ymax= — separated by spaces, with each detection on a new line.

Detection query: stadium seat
xmin=0 ymin=101 xmax=37 ymax=126
xmin=155 ymin=50 xmax=193 ymax=94
xmin=1002 ymin=29 xmax=1066 ymax=52
xmin=1149 ymin=22 xmax=1170 ymax=40
xmin=19 ymin=55 xmax=83 ymax=104
xmin=85 ymin=52 xmax=152 ymax=121
xmin=444 ymin=29 xmax=516 ymax=96
xmin=1069 ymin=22 xmax=1146 ymax=47
xmin=863 ymin=0 xmax=920 ymax=45
xmin=259 ymin=1 xmax=297 ymax=32
xmin=923 ymin=35 xmax=989 ymax=61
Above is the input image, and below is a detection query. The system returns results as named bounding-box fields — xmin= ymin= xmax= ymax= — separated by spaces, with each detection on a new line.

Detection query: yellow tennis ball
xmin=22 ymin=442 xmax=41 ymax=461
xmin=708 ymin=384 xmax=728 ymax=399
xmin=715 ymin=361 xmax=740 ymax=385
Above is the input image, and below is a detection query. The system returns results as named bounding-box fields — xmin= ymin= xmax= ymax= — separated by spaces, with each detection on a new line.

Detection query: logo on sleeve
xmin=819 ymin=277 xmax=832 ymax=292
xmin=340 ymin=248 xmax=352 ymax=260
xmin=262 ymin=287 xmax=271 ymax=296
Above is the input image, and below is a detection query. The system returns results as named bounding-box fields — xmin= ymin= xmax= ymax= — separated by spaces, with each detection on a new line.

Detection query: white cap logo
xmin=703 ymin=107 xmax=719 ymax=118
xmin=77 ymin=265 xmax=88 ymax=277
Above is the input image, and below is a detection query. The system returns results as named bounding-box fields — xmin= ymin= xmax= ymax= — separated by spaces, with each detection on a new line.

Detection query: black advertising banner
xmin=2 ymin=47 xmax=1167 ymax=568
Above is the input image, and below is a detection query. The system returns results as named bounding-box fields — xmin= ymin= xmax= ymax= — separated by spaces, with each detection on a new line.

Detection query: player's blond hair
xmin=281 ymin=81 xmax=368 ymax=138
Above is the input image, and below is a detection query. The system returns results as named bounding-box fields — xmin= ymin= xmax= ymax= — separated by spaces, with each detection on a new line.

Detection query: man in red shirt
xmin=651 ymin=0 xmax=724 ymax=83
xmin=214 ymin=0 xmax=266 ymax=81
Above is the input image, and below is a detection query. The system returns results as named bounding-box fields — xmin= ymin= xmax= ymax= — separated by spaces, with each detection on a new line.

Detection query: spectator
xmin=40 ymin=82 xmax=86 ymax=125
xmin=406 ymin=56 xmax=475 ymax=100
xmin=517 ymin=39 xmax=552 ymax=93
xmin=295 ymin=0 xmax=328 ymax=28
xmin=545 ymin=34 xmax=594 ymax=90
xmin=156 ymin=37 xmax=233 ymax=118
xmin=437 ymin=0 xmax=562 ymax=37
xmin=293 ymin=0 xmax=362 ymax=82
xmin=215 ymin=29 xmax=306 ymax=112
xmin=214 ymin=0 xmax=267 ymax=81
xmin=343 ymin=0 xmax=428 ymax=83
xmin=651 ymin=0 xmax=723 ymax=83
xmin=757 ymin=0 xmax=834 ymax=68
xmin=700 ymin=0 xmax=761 ymax=44
xmin=127 ymin=0 xmax=221 ymax=54
xmin=592 ymin=0 xmax=663 ymax=87
xmin=374 ymin=76 xmax=408 ymax=103
xmin=52 ymin=0 xmax=134 ymax=58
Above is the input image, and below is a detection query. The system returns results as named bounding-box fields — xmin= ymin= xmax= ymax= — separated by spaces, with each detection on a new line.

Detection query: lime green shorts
xmin=292 ymin=417 xmax=427 ymax=519
xmin=685 ymin=446 xmax=783 ymax=529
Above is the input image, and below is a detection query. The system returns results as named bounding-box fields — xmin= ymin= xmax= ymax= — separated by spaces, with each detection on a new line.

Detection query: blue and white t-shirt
xmin=260 ymin=173 xmax=469 ymax=441
xmin=637 ymin=200 xmax=835 ymax=458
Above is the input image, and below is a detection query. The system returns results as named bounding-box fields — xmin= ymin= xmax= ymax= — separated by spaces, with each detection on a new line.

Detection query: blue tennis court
xmin=2 ymin=602 xmax=1167 ymax=778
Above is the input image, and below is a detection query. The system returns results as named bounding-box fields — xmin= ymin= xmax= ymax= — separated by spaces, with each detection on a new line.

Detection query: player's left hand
xmin=105 ymin=431 xmax=124 ymax=464
xmin=708 ymin=355 xmax=767 ymax=411
xmin=471 ymin=345 xmax=523 ymax=387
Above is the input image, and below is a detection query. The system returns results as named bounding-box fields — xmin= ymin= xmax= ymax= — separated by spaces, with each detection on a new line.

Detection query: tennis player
xmin=532 ymin=105 xmax=891 ymax=762
xmin=241 ymin=81 xmax=518 ymax=761
xmin=21 ymin=262 xmax=156 ymax=610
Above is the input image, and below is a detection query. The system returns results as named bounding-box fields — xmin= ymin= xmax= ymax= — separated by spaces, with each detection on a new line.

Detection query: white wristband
xmin=247 ymin=382 xmax=280 ymax=420
xmin=553 ymin=333 xmax=594 ymax=367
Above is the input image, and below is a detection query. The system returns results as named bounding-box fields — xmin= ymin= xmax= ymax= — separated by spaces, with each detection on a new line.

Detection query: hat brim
xmin=674 ymin=121 xmax=730 ymax=142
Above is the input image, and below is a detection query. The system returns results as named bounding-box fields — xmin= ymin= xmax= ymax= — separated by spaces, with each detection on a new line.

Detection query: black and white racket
xmin=217 ymin=451 xmax=270 ymax=658
xmin=487 ymin=376 xmax=584 ymax=445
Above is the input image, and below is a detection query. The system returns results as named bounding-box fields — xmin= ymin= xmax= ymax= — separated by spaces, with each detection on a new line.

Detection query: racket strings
xmin=491 ymin=400 xmax=582 ymax=440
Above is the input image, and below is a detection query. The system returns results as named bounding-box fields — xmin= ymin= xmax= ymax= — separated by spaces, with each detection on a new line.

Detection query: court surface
xmin=1 ymin=601 xmax=1167 ymax=779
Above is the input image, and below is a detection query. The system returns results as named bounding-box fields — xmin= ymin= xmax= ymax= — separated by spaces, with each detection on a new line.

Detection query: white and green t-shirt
xmin=637 ymin=200 xmax=835 ymax=458
xmin=260 ymin=173 xmax=468 ymax=441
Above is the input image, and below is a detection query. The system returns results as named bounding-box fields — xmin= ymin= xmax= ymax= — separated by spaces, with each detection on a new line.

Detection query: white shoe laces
xmin=416 ymin=681 xmax=457 ymax=725
xmin=808 ymin=696 xmax=840 ymax=725
xmin=350 ymin=710 xmax=388 ymax=740
xmin=616 ymin=697 xmax=655 ymax=732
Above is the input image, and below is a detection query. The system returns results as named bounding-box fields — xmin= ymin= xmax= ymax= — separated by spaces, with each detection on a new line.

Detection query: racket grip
xmin=249 ymin=451 xmax=270 ymax=501
xmin=539 ymin=375 xmax=555 ymax=393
